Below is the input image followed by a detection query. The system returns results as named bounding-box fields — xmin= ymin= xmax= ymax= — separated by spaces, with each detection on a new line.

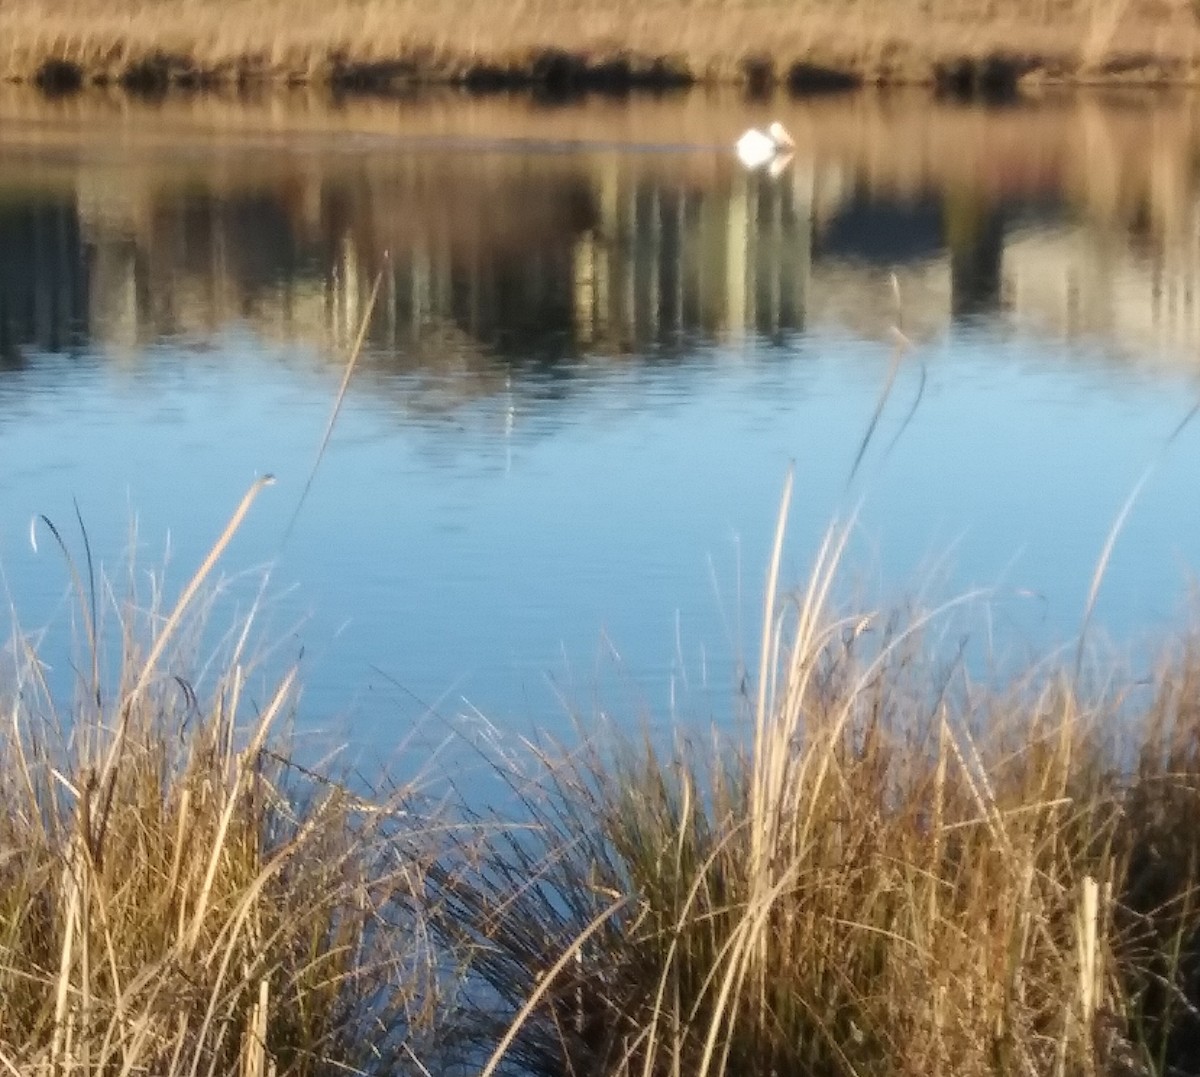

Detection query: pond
xmin=1 ymin=87 xmax=1199 ymax=748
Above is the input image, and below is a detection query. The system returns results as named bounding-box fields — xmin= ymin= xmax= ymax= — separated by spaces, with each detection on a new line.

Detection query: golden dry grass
xmin=425 ymin=491 xmax=1200 ymax=1077
xmin=0 ymin=0 xmax=1199 ymax=89
xmin=9 ymin=480 xmax=1200 ymax=1075
xmin=0 ymin=485 xmax=442 ymax=1076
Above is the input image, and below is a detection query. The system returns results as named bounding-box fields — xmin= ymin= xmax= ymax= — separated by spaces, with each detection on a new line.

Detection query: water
xmin=2 ymin=87 xmax=1200 ymax=747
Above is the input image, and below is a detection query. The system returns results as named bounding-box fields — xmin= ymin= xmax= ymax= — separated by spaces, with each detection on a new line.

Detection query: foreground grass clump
xmin=9 ymin=485 xmax=1200 ymax=1077
xmin=0 ymin=519 xmax=437 ymax=1075
xmin=430 ymin=526 xmax=1200 ymax=1077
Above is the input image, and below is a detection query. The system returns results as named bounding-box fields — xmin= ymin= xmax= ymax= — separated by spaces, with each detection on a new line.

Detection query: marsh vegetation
xmin=7 ymin=478 xmax=1200 ymax=1077
xmin=3 ymin=0 xmax=1199 ymax=92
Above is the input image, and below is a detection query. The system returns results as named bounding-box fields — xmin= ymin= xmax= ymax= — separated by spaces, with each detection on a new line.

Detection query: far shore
xmin=4 ymin=0 xmax=1200 ymax=95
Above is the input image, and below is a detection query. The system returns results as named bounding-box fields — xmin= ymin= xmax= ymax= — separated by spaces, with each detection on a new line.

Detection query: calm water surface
xmin=2 ymin=88 xmax=1200 ymax=744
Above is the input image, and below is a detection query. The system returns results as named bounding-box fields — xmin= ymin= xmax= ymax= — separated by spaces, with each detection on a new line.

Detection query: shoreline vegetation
xmin=8 ymin=485 xmax=1200 ymax=1075
xmin=4 ymin=0 xmax=1200 ymax=96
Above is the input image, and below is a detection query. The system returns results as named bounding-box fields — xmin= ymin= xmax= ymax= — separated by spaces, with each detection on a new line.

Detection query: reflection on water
xmin=2 ymin=89 xmax=1200 ymax=737
xmin=3 ymin=90 xmax=1199 ymax=369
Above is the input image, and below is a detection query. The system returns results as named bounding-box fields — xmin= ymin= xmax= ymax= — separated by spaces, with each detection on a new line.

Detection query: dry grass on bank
xmin=0 ymin=483 xmax=441 ymax=1077
xmin=429 ymin=493 xmax=1200 ymax=1077
xmin=10 ymin=474 xmax=1200 ymax=1076
xmin=1 ymin=0 xmax=1199 ymax=90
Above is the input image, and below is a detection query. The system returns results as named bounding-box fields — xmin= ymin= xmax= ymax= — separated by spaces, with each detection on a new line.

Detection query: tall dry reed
xmin=425 ymin=496 xmax=1200 ymax=1077
xmin=0 ymin=483 xmax=440 ymax=1077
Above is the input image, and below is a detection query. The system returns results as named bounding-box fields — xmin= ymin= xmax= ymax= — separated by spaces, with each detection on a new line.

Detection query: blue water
xmin=1 ymin=89 xmax=1199 ymax=754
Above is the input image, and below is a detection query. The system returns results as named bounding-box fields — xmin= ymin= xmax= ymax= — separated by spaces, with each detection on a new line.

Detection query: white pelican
xmin=735 ymin=121 xmax=796 ymax=170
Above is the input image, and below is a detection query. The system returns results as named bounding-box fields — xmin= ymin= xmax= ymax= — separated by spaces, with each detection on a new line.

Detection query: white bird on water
xmin=735 ymin=121 xmax=796 ymax=171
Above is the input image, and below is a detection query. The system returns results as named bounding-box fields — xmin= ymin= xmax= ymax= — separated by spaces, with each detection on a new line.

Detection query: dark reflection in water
xmin=2 ymin=88 xmax=1197 ymax=386
xmin=2 ymin=157 xmax=817 ymax=371
xmin=2 ymin=158 xmax=954 ymax=375
xmin=0 ymin=198 xmax=90 ymax=360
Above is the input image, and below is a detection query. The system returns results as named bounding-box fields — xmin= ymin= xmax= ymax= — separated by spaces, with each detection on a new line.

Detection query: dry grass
xmin=425 ymin=491 xmax=1200 ymax=1077
xmin=0 ymin=0 xmax=1198 ymax=90
xmin=8 ymin=482 xmax=1200 ymax=1076
xmin=0 ymin=484 xmax=441 ymax=1077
